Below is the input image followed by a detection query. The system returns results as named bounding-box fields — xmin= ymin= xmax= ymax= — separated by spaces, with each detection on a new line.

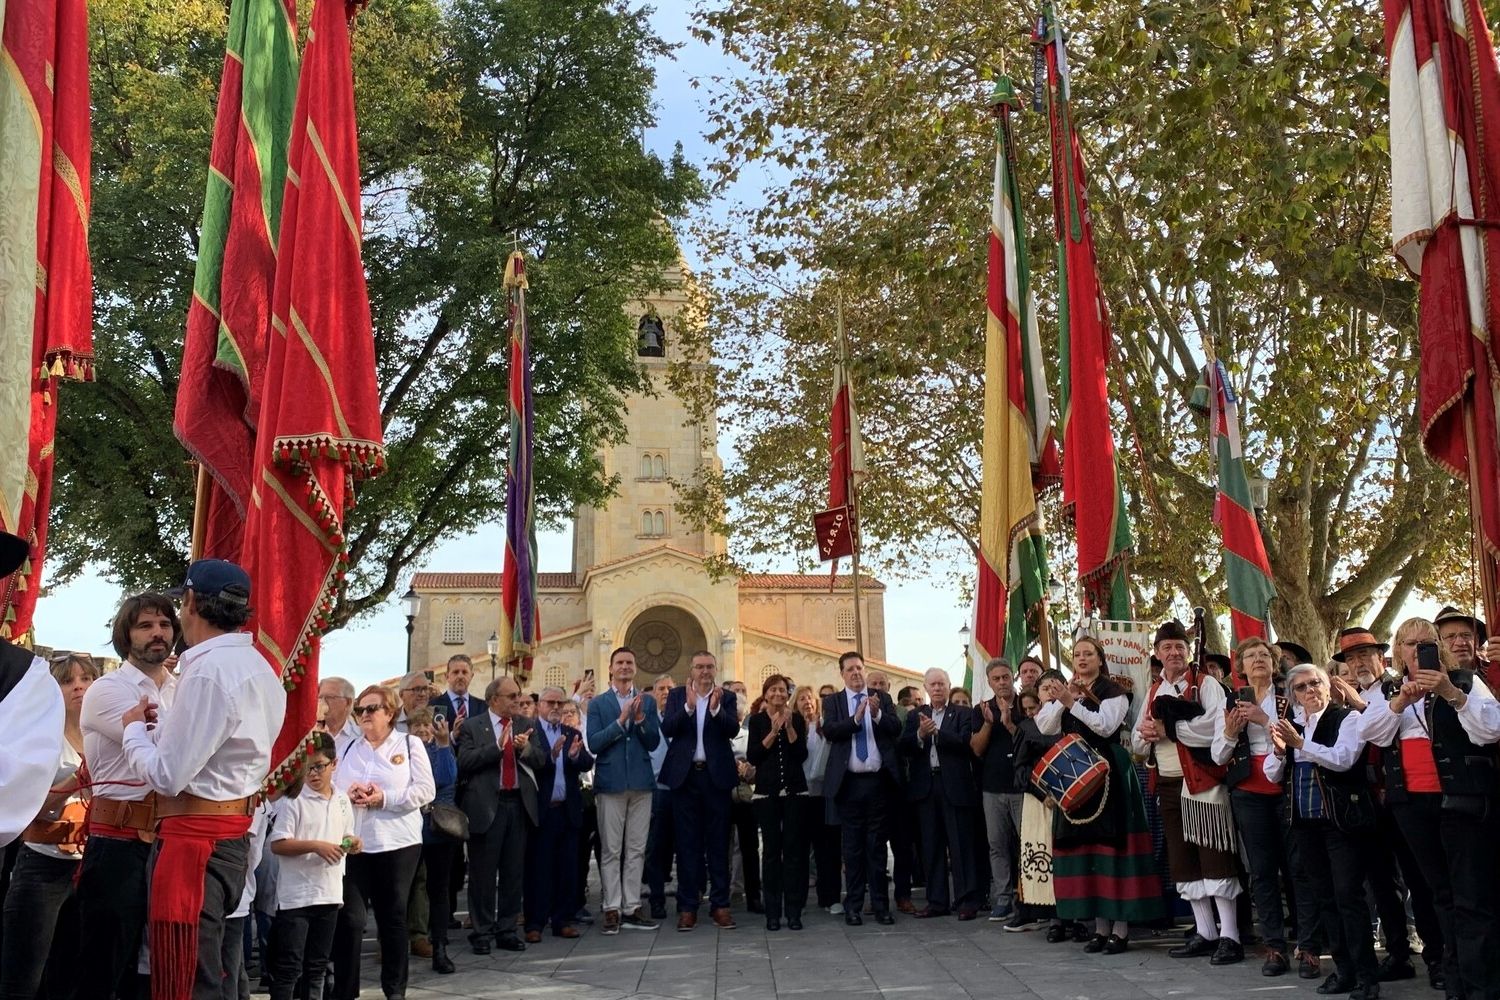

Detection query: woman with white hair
xmin=1264 ymin=663 xmax=1378 ymax=1000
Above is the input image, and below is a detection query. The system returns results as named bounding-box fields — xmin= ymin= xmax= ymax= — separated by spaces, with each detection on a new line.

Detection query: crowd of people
xmin=3 ymin=553 xmax=1500 ymax=1000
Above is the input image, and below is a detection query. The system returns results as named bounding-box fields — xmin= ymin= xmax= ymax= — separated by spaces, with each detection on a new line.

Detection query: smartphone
xmin=1236 ymin=686 xmax=1255 ymax=704
xmin=584 ymin=668 xmax=594 ymax=680
xmin=433 ymin=707 xmax=448 ymax=726
xmin=1417 ymin=641 xmax=1441 ymax=672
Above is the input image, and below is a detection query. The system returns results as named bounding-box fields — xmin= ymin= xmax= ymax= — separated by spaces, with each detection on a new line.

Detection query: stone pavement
xmin=387 ymin=909 xmax=1442 ymax=1000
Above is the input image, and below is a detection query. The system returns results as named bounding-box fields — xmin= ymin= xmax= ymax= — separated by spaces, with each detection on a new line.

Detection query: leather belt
xmin=91 ymin=794 xmax=158 ymax=831
xmin=155 ymin=793 xmax=255 ymax=819
xmin=692 ymin=761 xmax=708 ymax=770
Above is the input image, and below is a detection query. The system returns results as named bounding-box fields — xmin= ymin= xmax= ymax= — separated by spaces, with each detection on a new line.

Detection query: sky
xmin=29 ymin=4 xmax=975 ymax=690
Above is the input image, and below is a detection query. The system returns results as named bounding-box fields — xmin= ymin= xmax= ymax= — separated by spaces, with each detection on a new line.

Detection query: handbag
xmin=426 ymin=802 xmax=470 ymax=841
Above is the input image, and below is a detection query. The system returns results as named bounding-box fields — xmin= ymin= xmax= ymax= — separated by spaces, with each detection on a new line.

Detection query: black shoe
xmin=1317 ymin=972 xmax=1356 ymax=995
xmin=650 ymin=901 xmax=667 ymax=920
xmin=1261 ymin=951 xmax=1290 ymax=977
xmin=431 ymin=944 xmax=455 ymax=975
xmin=787 ymin=916 xmax=803 ymax=931
xmin=1350 ymin=984 xmax=1380 ymax=1000
xmin=1377 ymin=956 xmax=1416 ymax=982
xmin=845 ymin=912 xmax=863 ymax=926
xmin=1102 ymin=935 xmax=1130 ymax=955
xmin=1169 ymin=933 xmax=1219 ymax=958
xmin=747 ymin=898 xmax=766 ymax=914
xmin=874 ymin=911 xmax=895 ymax=925
xmin=448 ymin=918 xmax=462 ymax=930
xmin=494 ymin=935 xmax=525 ymax=952
xmin=1083 ymin=934 xmax=1107 ymax=954
xmin=1428 ymin=966 xmax=1445 ymax=991
xmin=1070 ymin=922 xmax=1091 ymax=942
xmin=1210 ymin=938 xmax=1245 ymax=966
xmin=470 ymin=938 xmax=492 ymax=955
xmin=766 ymin=917 xmax=780 ymax=931
xmin=1045 ymin=923 xmax=1069 ymax=944
xmin=1299 ymin=951 xmax=1323 ymax=979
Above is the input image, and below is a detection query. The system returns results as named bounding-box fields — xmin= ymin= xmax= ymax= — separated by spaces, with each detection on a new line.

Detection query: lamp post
xmin=958 ymin=622 xmax=971 ymax=681
xmin=401 ymin=586 xmax=421 ymax=673
xmin=1047 ymin=575 xmax=1066 ymax=666
xmin=487 ymin=631 xmax=500 ymax=683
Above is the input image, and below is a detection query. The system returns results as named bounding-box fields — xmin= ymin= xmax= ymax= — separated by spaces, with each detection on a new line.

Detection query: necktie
xmin=455 ymin=697 xmax=468 ymax=727
xmin=854 ymin=692 xmax=869 ymax=762
xmin=501 ymin=720 xmax=517 ymax=790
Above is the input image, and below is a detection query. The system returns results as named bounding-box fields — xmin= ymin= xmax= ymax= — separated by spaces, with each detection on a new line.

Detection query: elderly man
xmin=318 ymin=677 xmax=359 ymax=742
xmin=1434 ymin=606 xmax=1500 ymax=687
xmin=523 ymin=686 xmax=594 ymax=942
xmin=395 ymin=672 xmax=433 ymax=733
xmin=1016 ymin=656 xmax=1044 ymax=693
xmin=900 ymin=667 xmax=980 ymax=919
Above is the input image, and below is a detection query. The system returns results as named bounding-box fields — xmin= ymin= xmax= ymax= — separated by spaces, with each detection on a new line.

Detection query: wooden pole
xmin=1462 ymin=397 xmax=1500 ymax=626
xmin=190 ymin=464 xmax=210 ymax=562
xmin=1036 ymin=598 xmax=1053 ymax=670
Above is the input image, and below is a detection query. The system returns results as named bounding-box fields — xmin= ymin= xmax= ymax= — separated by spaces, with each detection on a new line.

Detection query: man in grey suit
xmin=457 ymin=676 xmax=547 ymax=954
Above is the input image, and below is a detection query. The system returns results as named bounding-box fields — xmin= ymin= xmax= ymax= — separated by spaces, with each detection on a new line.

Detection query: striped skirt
xmin=1051 ymin=742 xmax=1167 ymax=924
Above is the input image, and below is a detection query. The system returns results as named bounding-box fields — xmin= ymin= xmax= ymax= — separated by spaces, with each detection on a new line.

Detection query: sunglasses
xmin=1292 ymin=680 xmax=1325 ymax=692
xmin=49 ymin=650 xmax=93 ymax=663
xmin=353 ymin=705 xmax=384 ymax=717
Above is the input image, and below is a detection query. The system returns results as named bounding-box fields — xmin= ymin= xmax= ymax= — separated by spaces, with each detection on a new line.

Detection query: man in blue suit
xmin=586 ymin=647 xmax=662 ymax=935
xmin=659 ymin=651 xmax=740 ymax=931
xmin=523 ymin=685 xmax=594 ymax=942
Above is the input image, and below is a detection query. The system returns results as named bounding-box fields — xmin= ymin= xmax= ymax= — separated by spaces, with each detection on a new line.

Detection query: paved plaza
xmin=385 ymin=903 xmax=1440 ymax=1000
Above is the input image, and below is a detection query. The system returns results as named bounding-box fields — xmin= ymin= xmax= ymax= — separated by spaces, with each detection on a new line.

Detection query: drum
xmin=1030 ymin=733 xmax=1110 ymax=822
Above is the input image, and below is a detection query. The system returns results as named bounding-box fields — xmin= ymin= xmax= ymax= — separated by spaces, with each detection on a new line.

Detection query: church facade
xmin=407 ymin=265 xmax=920 ymax=694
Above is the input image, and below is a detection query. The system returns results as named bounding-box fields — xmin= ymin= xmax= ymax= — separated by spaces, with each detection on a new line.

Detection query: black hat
xmin=1153 ymin=619 xmax=1190 ymax=647
xmin=1275 ymin=641 xmax=1313 ymax=665
xmin=1204 ymin=652 xmax=1232 ymax=675
xmin=1434 ymin=606 xmax=1489 ymax=643
xmin=0 ymin=529 xmax=27 ymax=579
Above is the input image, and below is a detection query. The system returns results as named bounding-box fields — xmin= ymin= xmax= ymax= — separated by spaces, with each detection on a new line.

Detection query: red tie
xmin=501 ymin=720 xmax=517 ymax=790
xmin=455 ymin=698 xmax=468 ymax=727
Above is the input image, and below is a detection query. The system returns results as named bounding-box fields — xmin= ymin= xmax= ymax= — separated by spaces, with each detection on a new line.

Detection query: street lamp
xmin=487 ymin=631 xmax=500 ymax=682
xmin=958 ymin=622 xmax=971 ymax=671
xmin=401 ymin=586 xmax=421 ymax=673
xmin=1046 ymin=575 xmax=1067 ymax=667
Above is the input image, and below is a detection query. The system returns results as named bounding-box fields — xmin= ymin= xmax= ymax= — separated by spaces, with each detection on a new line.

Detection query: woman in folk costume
xmin=1360 ymin=617 xmax=1500 ymax=1000
xmin=1013 ymin=679 xmax=1077 ymax=941
xmin=1131 ymin=619 xmax=1243 ymax=966
xmin=1036 ymin=638 xmax=1165 ymax=954
xmin=1211 ymin=637 xmax=1298 ymax=977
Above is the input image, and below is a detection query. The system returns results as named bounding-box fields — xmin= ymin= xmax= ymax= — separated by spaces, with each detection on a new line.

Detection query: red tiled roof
xmin=738 ymin=573 xmax=885 ymax=591
xmin=411 ymin=572 xmax=577 ymax=590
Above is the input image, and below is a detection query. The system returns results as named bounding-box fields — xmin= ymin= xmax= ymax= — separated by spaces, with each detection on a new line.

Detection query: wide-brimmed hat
xmin=1154 ymin=619 xmax=1190 ymax=647
xmin=1204 ymin=652 xmax=1232 ymax=675
xmin=0 ymin=529 xmax=26 ymax=579
xmin=1274 ymin=640 xmax=1313 ymax=664
xmin=1434 ymin=606 xmax=1489 ymax=643
xmin=1332 ymin=626 xmax=1388 ymax=662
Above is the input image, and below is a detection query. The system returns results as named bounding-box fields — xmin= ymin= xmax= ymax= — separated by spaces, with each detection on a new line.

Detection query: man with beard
xmin=74 ymin=593 xmax=182 ymax=1000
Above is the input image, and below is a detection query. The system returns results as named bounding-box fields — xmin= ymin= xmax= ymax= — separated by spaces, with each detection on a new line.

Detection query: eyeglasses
xmin=1292 ymin=680 xmax=1325 ymax=692
xmin=319 ymin=694 xmax=350 ymax=704
xmin=353 ymin=705 xmax=383 ymax=717
xmin=305 ymin=762 xmax=331 ymax=775
xmin=540 ymin=698 xmax=566 ymax=706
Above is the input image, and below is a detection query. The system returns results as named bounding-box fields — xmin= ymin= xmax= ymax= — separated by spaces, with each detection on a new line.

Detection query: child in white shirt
xmin=268 ymin=733 xmax=359 ymax=1000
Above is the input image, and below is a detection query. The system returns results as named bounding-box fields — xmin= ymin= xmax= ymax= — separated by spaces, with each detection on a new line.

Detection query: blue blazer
xmin=586 ymin=688 xmax=662 ymax=793
xmin=659 ymin=686 xmax=740 ymax=791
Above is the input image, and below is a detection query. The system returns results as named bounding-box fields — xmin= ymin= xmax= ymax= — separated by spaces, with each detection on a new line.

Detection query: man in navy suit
xmin=822 ymin=651 xmax=903 ymax=925
xmin=429 ymin=653 xmax=487 ymax=921
xmin=900 ymin=667 xmax=981 ymax=919
xmin=523 ymin=686 xmax=595 ymax=942
xmin=660 ymin=651 xmax=741 ymax=931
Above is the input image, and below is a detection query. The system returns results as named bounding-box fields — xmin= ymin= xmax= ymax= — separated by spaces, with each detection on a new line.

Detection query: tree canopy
xmin=58 ymin=0 xmax=703 ymax=627
xmin=677 ymin=0 xmax=1475 ymax=658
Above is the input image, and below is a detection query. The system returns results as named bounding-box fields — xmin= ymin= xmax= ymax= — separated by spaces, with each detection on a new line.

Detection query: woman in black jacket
xmin=746 ymin=673 xmax=809 ymax=931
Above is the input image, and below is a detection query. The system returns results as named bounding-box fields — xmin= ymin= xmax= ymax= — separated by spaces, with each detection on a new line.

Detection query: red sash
xmin=1399 ymin=738 xmax=1442 ymax=793
xmin=148 ymin=814 xmax=254 ymax=1000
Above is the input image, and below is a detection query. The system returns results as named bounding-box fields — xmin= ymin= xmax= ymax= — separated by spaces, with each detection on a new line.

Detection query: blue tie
xmin=854 ymin=693 xmax=869 ymax=762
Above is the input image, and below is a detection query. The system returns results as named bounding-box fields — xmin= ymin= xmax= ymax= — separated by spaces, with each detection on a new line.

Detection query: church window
xmin=760 ymin=663 xmax=779 ymax=685
xmin=640 ymin=453 xmax=654 ymax=479
xmin=653 ymin=454 xmax=666 ymax=479
xmin=441 ymin=610 xmax=465 ymax=645
xmin=642 ymin=510 xmax=655 ymax=535
xmin=835 ymin=608 xmax=856 ymax=641
xmin=544 ymin=665 xmax=565 ymax=690
xmin=654 ymin=510 xmax=666 ymax=536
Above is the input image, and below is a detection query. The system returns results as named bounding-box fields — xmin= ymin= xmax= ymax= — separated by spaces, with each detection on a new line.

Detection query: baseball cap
xmin=170 ymin=558 xmax=251 ymax=605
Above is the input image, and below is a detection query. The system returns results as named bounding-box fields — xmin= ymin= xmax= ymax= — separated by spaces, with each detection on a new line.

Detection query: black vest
xmin=1225 ymin=687 xmax=1289 ymax=787
xmin=1289 ymin=703 xmax=1375 ymax=830
xmin=1383 ymin=670 xmax=1499 ymax=802
xmin=0 ymin=639 xmax=34 ymax=704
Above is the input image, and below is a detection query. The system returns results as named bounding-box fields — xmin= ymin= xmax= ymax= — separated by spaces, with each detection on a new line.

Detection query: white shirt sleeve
xmin=1210 ymin=716 xmax=1237 ymax=766
xmin=0 ymin=658 xmax=64 ymax=848
xmin=382 ymin=736 xmax=435 ymax=815
xmin=1296 ymin=712 xmax=1365 ymax=772
xmin=1457 ymin=675 xmax=1500 ymax=745
xmin=1035 ymin=700 xmax=1065 ymax=736
xmin=122 ymin=671 xmax=235 ymax=796
xmin=1262 ymin=748 xmax=1285 ymax=783
xmin=1177 ymin=680 xmax=1224 ymax=749
xmin=1358 ymin=691 xmax=1402 ymax=748
xmin=1069 ymin=695 xmax=1127 ymax=739
xmin=80 ymin=673 xmax=137 ymax=747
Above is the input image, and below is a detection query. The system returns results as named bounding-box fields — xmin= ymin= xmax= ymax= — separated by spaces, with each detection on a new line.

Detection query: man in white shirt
xmin=120 ymin=559 xmax=286 ymax=1000
xmin=394 ymin=671 xmax=432 ymax=733
xmin=74 ymin=592 xmax=181 ymax=1000
xmin=317 ymin=676 xmax=359 ymax=743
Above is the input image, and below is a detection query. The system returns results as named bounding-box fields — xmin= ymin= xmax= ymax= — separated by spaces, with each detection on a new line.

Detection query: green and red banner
xmin=0 ymin=0 xmax=95 ymax=638
xmin=974 ymin=76 xmax=1053 ymax=684
xmin=499 ymin=252 xmax=539 ymax=684
xmin=242 ymin=0 xmax=385 ymax=775
xmin=1038 ymin=3 xmax=1132 ymax=619
xmin=174 ymin=0 xmax=298 ymax=564
xmin=1190 ymin=362 xmax=1274 ymax=642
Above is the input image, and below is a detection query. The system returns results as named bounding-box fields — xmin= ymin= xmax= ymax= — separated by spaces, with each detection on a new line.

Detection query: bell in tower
xmin=637 ymin=313 xmax=665 ymax=357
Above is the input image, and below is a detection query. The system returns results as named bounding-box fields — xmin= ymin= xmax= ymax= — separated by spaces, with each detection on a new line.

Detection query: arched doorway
xmin=624 ymin=605 xmax=709 ymax=685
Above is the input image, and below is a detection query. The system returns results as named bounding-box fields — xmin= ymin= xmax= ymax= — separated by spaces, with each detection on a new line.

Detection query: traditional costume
xmin=121 ymin=560 xmax=285 ymax=1000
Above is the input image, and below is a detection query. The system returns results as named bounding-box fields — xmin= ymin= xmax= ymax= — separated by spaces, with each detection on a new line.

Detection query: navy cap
xmin=170 ymin=558 xmax=251 ymax=605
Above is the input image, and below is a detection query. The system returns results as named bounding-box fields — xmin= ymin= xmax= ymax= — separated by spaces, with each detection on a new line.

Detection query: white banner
xmin=1079 ymin=618 xmax=1155 ymax=726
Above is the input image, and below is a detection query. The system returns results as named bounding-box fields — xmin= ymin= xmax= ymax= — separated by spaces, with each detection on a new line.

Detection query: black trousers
xmin=0 ymin=849 xmax=79 ymax=1000
xmin=729 ymin=797 xmax=761 ymax=905
xmin=753 ymin=795 xmax=808 ymax=920
xmin=801 ymin=796 xmax=842 ymax=909
xmin=644 ymin=789 xmax=674 ymax=911
xmin=72 ymin=835 xmax=152 ymax=1000
xmin=1390 ymin=796 xmax=1455 ymax=986
xmin=1231 ymin=789 xmax=1295 ymax=953
xmin=1440 ymin=803 xmax=1500 ymax=1000
xmin=524 ymin=805 xmax=579 ymax=933
xmin=269 ymin=905 xmax=338 ymax=1000
xmin=420 ymin=842 xmax=458 ymax=947
xmin=467 ymin=798 xmax=527 ymax=943
xmin=1367 ymin=802 xmax=1440 ymax=965
xmin=674 ymin=771 xmax=733 ymax=913
xmin=885 ymin=786 xmax=915 ymax=902
xmin=332 ymin=845 xmax=420 ymax=1000
xmin=156 ymin=833 xmax=251 ymax=1000
xmin=916 ymin=790 xmax=980 ymax=912
xmin=834 ymin=773 xmax=889 ymax=912
xmin=573 ymin=801 xmax=599 ymax=913
xmin=1291 ymin=822 xmax=1378 ymax=987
